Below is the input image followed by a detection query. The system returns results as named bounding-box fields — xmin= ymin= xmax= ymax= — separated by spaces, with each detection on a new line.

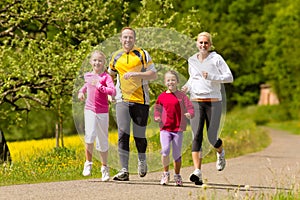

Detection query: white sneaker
xmin=216 ymin=150 xmax=226 ymax=171
xmin=101 ymin=166 xmax=110 ymax=182
xmin=174 ymin=174 xmax=183 ymax=186
xmin=138 ymin=159 xmax=147 ymax=177
xmin=82 ymin=161 xmax=92 ymax=176
xmin=189 ymin=169 xmax=203 ymax=185
xmin=113 ymin=168 xmax=129 ymax=181
xmin=160 ymin=172 xmax=170 ymax=185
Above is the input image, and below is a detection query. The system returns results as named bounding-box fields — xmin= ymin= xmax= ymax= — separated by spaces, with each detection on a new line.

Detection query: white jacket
xmin=184 ymin=52 xmax=233 ymax=100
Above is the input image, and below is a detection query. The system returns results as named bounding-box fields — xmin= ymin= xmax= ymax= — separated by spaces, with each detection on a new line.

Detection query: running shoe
xmin=174 ymin=174 xmax=183 ymax=186
xmin=189 ymin=169 xmax=203 ymax=185
xmin=101 ymin=166 xmax=110 ymax=182
xmin=160 ymin=172 xmax=170 ymax=185
xmin=82 ymin=161 xmax=92 ymax=176
xmin=216 ymin=150 xmax=226 ymax=171
xmin=113 ymin=168 xmax=129 ymax=181
xmin=138 ymin=159 xmax=147 ymax=177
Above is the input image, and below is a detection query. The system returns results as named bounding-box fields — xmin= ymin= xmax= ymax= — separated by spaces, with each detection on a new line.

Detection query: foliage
xmin=263 ymin=0 xmax=300 ymax=119
xmin=0 ymin=0 xmax=125 ymax=140
xmin=1 ymin=0 xmax=300 ymax=141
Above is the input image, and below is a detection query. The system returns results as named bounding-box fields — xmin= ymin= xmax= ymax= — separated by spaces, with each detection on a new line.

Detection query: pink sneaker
xmin=174 ymin=174 xmax=183 ymax=186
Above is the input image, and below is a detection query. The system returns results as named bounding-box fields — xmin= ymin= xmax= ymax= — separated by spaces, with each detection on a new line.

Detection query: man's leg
xmin=130 ymin=103 xmax=149 ymax=177
xmin=116 ymin=102 xmax=131 ymax=170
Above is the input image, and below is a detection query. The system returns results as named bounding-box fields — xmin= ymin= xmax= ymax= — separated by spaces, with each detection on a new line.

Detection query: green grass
xmin=267 ymin=120 xmax=300 ymax=135
xmin=0 ymin=106 xmax=270 ymax=186
xmin=1 ymin=106 xmax=299 ymax=199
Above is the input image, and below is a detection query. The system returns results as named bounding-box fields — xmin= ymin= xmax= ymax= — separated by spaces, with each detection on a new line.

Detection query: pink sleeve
xmin=79 ymin=83 xmax=87 ymax=94
xmin=96 ymin=74 xmax=116 ymax=96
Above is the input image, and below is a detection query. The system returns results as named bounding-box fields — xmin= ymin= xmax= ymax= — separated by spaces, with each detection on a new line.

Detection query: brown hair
xmin=165 ymin=70 xmax=180 ymax=83
xmin=121 ymin=27 xmax=136 ymax=38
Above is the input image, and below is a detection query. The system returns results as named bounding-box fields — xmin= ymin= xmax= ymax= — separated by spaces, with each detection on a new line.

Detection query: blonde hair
xmin=198 ymin=32 xmax=213 ymax=44
xmin=90 ymin=50 xmax=106 ymax=64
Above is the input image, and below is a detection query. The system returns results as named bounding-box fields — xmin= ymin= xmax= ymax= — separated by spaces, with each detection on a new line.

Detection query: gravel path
xmin=1 ymin=128 xmax=299 ymax=199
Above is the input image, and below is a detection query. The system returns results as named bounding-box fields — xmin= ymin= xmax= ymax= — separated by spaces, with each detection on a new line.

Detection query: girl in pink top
xmin=78 ymin=50 xmax=116 ymax=181
xmin=154 ymin=70 xmax=194 ymax=186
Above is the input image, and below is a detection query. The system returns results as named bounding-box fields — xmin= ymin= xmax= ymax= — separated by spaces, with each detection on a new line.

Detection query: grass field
xmin=1 ymin=106 xmax=299 ymax=198
xmin=1 ymin=107 xmax=271 ymax=186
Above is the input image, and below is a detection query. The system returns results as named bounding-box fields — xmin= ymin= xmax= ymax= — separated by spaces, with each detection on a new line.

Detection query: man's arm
xmin=123 ymin=69 xmax=157 ymax=80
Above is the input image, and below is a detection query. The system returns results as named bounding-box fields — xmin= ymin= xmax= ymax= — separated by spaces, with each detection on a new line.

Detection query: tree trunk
xmin=55 ymin=123 xmax=59 ymax=148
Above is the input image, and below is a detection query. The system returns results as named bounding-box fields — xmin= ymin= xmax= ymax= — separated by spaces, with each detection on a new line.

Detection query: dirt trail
xmin=1 ymin=128 xmax=299 ymax=199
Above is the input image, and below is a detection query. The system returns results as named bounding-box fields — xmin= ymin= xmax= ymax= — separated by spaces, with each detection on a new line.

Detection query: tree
xmin=0 ymin=0 xmax=126 ymax=142
xmin=263 ymin=0 xmax=300 ymax=118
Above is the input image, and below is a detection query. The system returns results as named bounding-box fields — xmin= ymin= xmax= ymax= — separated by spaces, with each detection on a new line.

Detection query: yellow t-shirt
xmin=109 ymin=47 xmax=155 ymax=105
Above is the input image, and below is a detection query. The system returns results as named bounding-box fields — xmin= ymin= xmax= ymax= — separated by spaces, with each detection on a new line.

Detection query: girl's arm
xmin=78 ymin=84 xmax=87 ymax=101
xmin=183 ymin=94 xmax=195 ymax=119
xmin=154 ymin=98 xmax=162 ymax=123
xmin=96 ymin=75 xmax=116 ymax=96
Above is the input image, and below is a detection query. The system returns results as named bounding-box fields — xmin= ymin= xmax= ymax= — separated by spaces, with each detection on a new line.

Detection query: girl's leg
xmin=160 ymin=131 xmax=172 ymax=185
xmin=100 ymin=151 xmax=108 ymax=166
xmin=84 ymin=109 xmax=97 ymax=162
xmin=83 ymin=143 xmax=94 ymax=176
xmin=85 ymin=143 xmax=94 ymax=162
xmin=172 ymin=131 xmax=183 ymax=187
xmin=100 ymin=150 xmax=110 ymax=181
xmin=174 ymin=160 xmax=181 ymax=175
xmin=160 ymin=130 xmax=172 ymax=171
xmin=95 ymin=113 xmax=109 ymax=166
xmin=162 ymin=155 xmax=169 ymax=172
xmin=171 ymin=132 xmax=183 ymax=174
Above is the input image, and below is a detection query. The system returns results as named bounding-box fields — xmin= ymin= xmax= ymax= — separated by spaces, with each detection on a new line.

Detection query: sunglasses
xmin=199 ymin=41 xmax=209 ymax=45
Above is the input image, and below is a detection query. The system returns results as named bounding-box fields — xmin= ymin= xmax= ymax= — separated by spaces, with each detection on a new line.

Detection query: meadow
xmin=1 ymin=106 xmax=299 ymax=199
xmin=1 ymin=106 xmax=268 ymax=186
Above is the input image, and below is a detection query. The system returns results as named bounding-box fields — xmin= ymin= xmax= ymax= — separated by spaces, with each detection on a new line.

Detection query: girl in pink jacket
xmin=78 ymin=50 xmax=116 ymax=181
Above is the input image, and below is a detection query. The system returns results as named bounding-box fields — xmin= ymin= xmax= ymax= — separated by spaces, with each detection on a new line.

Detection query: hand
xmin=123 ymin=72 xmax=139 ymax=80
xmin=202 ymin=71 xmax=208 ymax=79
xmin=108 ymin=95 xmax=116 ymax=103
xmin=184 ymin=113 xmax=192 ymax=119
xmin=78 ymin=92 xmax=85 ymax=101
xmin=181 ymin=86 xmax=188 ymax=93
xmin=154 ymin=117 xmax=161 ymax=122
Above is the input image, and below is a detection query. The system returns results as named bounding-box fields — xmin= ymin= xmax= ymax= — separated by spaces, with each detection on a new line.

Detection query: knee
xmin=161 ymin=147 xmax=170 ymax=157
xmin=119 ymin=132 xmax=130 ymax=142
xmin=134 ymin=137 xmax=147 ymax=152
xmin=213 ymin=138 xmax=223 ymax=148
xmin=174 ymin=156 xmax=181 ymax=162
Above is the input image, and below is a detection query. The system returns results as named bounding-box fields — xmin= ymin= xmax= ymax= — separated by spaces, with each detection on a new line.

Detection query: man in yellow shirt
xmin=108 ymin=27 xmax=157 ymax=181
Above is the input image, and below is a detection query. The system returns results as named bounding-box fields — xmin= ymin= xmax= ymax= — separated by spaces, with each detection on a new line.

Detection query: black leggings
xmin=190 ymin=101 xmax=223 ymax=152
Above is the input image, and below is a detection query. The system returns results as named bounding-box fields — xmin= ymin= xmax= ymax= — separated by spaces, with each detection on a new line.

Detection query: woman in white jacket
xmin=182 ymin=32 xmax=233 ymax=185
